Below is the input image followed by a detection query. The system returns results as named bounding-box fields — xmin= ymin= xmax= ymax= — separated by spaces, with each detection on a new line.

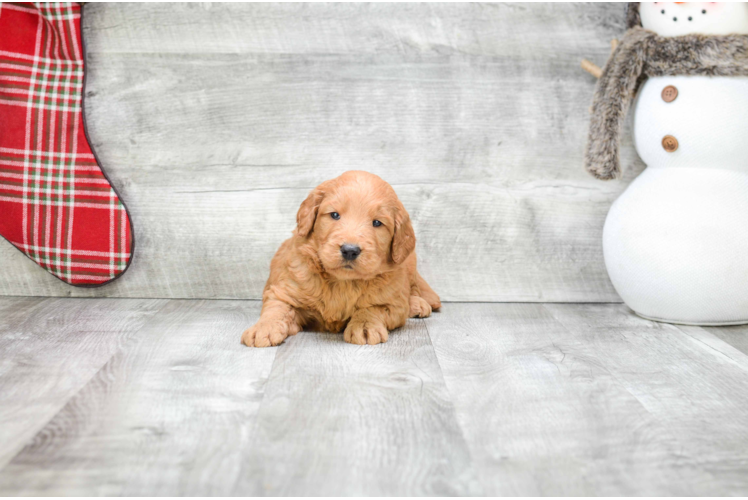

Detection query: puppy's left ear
xmin=391 ymin=205 xmax=416 ymax=264
xmin=296 ymin=187 xmax=324 ymax=238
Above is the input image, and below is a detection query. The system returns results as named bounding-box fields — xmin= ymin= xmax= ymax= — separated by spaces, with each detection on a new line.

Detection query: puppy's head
xmin=295 ymin=171 xmax=415 ymax=280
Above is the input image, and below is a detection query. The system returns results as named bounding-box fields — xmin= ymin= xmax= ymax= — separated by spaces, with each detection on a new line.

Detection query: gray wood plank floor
xmin=0 ymin=298 xmax=168 ymax=471
xmin=1 ymin=297 xmax=748 ymax=495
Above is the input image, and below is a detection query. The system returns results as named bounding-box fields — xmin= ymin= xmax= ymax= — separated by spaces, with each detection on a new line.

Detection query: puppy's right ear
xmin=296 ymin=187 xmax=324 ymax=238
xmin=391 ymin=204 xmax=416 ymax=264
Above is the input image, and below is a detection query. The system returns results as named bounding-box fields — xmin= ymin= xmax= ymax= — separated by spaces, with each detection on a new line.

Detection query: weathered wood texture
xmin=0 ymin=3 xmax=642 ymax=301
xmin=429 ymin=303 xmax=748 ymax=496
xmin=0 ymin=298 xmax=167 ymax=470
xmin=0 ymin=299 xmax=276 ymax=496
xmin=703 ymin=324 xmax=748 ymax=356
xmin=234 ymin=321 xmax=480 ymax=496
xmin=2 ymin=298 xmax=748 ymax=495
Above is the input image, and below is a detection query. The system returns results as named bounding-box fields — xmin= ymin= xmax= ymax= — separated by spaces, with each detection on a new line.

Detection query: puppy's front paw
xmin=241 ymin=321 xmax=289 ymax=348
xmin=344 ymin=321 xmax=389 ymax=345
xmin=409 ymin=295 xmax=432 ymax=318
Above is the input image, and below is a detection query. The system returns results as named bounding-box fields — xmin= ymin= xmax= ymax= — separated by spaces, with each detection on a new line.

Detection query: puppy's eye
xmin=372 ymin=220 xmax=382 ymax=227
xmin=330 ymin=212 xmax=340 ymax=220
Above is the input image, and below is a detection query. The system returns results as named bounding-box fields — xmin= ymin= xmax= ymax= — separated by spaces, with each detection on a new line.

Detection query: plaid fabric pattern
xmin=0 ymin=2 xmax=133 ymax=286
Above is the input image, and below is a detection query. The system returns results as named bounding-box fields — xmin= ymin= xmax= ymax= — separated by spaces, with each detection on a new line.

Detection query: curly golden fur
xmin=241 ymin=171 xmax=441 ymax=347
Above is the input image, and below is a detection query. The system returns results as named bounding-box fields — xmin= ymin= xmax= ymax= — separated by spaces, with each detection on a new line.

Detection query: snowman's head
xmin=640 ymin=2 xmax=748 ymax=36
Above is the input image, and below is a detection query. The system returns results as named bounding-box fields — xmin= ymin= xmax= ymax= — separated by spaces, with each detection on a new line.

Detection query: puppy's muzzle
xmin=340 ymin=244 xmax=361 ymax=261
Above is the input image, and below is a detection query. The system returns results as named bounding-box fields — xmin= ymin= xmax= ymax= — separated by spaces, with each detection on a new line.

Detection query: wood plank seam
xmin=674 ymin=326 xmax=748 ymax=372
xmin=0 ymin=298 xmax=172 ymax=474
xmin=419 ymin=316 xmax=485 ymax=491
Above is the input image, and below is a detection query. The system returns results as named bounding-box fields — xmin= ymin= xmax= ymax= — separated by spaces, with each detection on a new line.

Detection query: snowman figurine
xmin=586 ymin=2 xmax=748 ymax=324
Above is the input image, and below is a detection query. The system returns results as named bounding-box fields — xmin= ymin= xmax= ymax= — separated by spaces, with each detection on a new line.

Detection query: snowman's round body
xmin=602 ymin=2 xmax=748 ymax=324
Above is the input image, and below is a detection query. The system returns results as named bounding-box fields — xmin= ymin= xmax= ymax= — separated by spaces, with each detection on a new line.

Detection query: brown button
xmin=661 ymin=85 xmax=678 ymax=103
xmin=662 ymin=135 xmax=679 ymax=152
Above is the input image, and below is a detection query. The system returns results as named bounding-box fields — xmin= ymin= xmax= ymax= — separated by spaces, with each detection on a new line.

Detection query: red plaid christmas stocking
xmin=0 ymin=2 xmax=133 ymax=286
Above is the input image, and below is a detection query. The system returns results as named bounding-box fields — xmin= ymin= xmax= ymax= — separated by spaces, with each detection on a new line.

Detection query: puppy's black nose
xmin=340 ymin=244 xmax=361 ymax=261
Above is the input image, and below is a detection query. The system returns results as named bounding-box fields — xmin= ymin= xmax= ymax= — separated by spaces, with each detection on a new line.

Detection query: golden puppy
xmin=242 ymin=170 xmax=441 ymax=347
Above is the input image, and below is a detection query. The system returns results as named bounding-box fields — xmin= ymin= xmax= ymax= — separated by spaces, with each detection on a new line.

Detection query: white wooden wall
xmin=0 ymin=3 xmax=644 ymax=301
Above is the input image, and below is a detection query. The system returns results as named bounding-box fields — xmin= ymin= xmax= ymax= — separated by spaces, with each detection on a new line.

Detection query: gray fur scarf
xmin=585 ymin=3 xmax=748 ymax=180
